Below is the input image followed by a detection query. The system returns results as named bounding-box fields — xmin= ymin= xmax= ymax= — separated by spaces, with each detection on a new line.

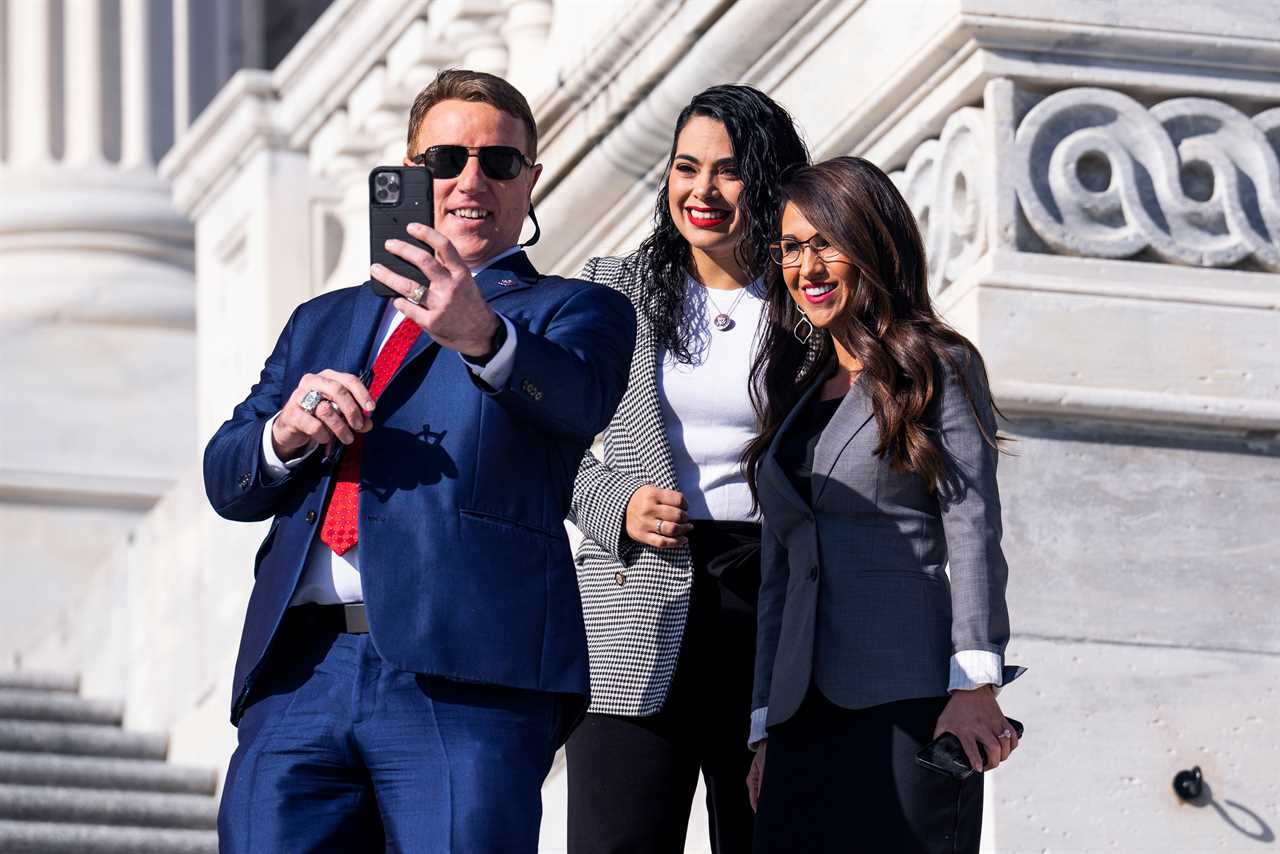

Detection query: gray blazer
xmin=752 ymin=351 xmax=1011 ymax=734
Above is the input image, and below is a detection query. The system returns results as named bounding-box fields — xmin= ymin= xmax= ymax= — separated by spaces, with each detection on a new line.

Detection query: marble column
xmin=0 ymin=0 xmax=261 ymax=671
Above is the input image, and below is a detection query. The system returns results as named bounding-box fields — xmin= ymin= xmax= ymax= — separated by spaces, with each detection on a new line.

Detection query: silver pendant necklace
xmin=706 ymin=285 xmax=748 ymax=331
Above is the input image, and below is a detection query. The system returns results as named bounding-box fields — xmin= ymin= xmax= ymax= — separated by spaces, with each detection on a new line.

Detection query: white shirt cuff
xmin=260 ymin=414 xmax=318 ymax=482
xmin=748 ymin=706 xmax=769 ymax=750
xmin=949 ymin=650 xmax=1004 ymax=693
xmin=460 ymin=314 xmax=516 ymax=390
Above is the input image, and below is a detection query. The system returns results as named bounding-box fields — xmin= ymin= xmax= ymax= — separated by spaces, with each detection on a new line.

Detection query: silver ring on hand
xmin=408 ymin=283 xmax=428 ymax=305
xmin=299 ymin=389 xmax=326 ymax=415
xmin=655 ymin=520 xmax=665 ymax=536
xmin=998 ymin=729 xmax=1014 ymax=739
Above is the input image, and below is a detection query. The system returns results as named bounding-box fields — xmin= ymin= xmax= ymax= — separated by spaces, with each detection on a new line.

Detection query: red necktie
xmin=319 ymin=317 xmax=421 ymax=555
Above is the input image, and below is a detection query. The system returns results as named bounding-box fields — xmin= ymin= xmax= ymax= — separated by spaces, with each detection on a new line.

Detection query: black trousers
xmin=566 ymin=521 xmax=760 ymax=854
xmin=753 ymin=689 xmax=984 ymax=853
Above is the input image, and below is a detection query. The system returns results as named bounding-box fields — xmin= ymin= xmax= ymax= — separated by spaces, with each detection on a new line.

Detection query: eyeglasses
xmin=411 ymin=145 xmax=533 ymax=181
xmin=768 ymin=235 xmax=845 ymax=267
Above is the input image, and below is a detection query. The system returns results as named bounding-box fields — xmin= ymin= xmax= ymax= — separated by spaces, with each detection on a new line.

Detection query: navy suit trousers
xmin=217 ymin=608 xmax=562 ymax=853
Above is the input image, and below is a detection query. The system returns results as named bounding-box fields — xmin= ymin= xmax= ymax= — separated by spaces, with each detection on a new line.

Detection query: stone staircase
xmin=0 ymin=672 xmax=218 ymax=853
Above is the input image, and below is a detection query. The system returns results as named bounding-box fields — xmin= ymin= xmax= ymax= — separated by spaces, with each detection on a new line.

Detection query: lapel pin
xmin=498 ymin=277 xmax=517 ymax=288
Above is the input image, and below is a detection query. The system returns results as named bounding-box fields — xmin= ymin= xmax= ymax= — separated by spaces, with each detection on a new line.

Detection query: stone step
xmin=0 ymin=753 xmax=214 ymax=796
xmin=0 ymin=784 xmax=217 ymax=830
xmin=0 ymin=820 xmax=217 ymax=853
xmin=0 ymin=721 xmax=167 ymax=761
xmin=0 ymin=691 xmax=123 ymax=726
xmin=0 ymin=674 xmax=78 ymax=694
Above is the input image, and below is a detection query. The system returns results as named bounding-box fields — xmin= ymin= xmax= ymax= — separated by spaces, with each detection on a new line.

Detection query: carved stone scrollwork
xmin=891 ymin=107 xmax=989 ymax=295
xmin=1013 ymin=88 xmax=1280 ymax=271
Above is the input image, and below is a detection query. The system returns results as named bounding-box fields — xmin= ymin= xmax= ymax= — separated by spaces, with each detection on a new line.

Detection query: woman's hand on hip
xmin=933 ymin=684 xmax=1019 ymax=772
xmin=746 ymin=739 xmax=766 ymax=812
xmin=624 ymin=486 xmax=692 ymax=548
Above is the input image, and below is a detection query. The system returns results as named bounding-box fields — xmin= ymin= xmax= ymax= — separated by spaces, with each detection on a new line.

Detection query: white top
xmin=260 ymin=246 xmax=522 ymax=606
xmin=656 ymin=276 xmax=766 ymax=522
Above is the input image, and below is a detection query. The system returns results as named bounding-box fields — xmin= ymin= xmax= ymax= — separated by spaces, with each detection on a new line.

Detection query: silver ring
xmin=655 ymin=520 xmax=665 ymax=536
xmin=408 ymin=283 xmax=428 ymax=305
xmin=299 ymin=389 xmax=325 ymax=414
xmin=998 ymin=729 xmax=1014 ymax=739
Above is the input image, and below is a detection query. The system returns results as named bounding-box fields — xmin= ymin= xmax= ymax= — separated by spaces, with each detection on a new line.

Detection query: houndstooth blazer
xmin=569 ymin=254 xmax=694 ymax=717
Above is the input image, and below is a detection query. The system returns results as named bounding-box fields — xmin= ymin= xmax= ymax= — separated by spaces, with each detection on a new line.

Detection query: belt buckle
xmin=343 ymin=603 xmax=369 ymax=634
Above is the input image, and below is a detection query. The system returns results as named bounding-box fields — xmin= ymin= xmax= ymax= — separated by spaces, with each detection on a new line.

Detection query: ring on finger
xmin=408 ymin=283 xmax=428 ymax=305
xmin=655 ymin=520 xmax=665 ymax=536
xmin=998 ymin=729 xmax=1014 ymax=739
xmin=299 ymin=389 xmax=327 ymax=414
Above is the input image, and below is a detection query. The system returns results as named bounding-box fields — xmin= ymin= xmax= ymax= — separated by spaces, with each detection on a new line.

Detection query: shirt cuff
xmin=260 ymin=413 xmax=318 ymax=483
xmin=949 ymin=650 xmax=1004 ymax=693
xmin=748 ymin=706 xmax=769 ymax=750
xmin=460 ymin=314 xmax=516 ymax=389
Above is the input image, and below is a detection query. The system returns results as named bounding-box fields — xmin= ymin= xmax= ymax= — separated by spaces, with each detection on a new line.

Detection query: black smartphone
xmin=368 ymin=165 xmax=434 ymax=298
xmin=915 ymin=717 xmax=1024 ymax=780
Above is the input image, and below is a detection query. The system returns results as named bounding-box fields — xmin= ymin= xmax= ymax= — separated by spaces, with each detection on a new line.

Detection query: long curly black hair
xmin=635 ymin=85 xmax=809 ymax=364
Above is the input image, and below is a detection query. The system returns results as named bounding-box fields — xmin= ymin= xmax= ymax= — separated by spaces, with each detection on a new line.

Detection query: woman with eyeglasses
xmin=741 ymin=156 xmax=1020 ymax=853
xmin=565 ymin=85 xmax=808 ymax=853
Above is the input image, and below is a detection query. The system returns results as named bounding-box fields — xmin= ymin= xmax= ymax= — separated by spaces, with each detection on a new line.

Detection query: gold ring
xmin=408 ymin=283 xmax=428 ymax=305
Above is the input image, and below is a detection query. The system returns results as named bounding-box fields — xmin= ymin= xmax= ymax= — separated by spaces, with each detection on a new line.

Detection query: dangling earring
xmin=793 ymin=311 xmax=814 ymax=344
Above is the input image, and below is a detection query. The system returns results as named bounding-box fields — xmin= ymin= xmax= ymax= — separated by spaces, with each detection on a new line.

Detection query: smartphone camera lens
xmin=373 ymin=171 xmax=401 ymax=204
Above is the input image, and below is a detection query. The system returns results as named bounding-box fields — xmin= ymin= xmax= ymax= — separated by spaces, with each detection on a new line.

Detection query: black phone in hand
xmin=369 ymin=166 xmax=434 ymax=298
xmin=915 ymin=717 xmax=1024 ymax=780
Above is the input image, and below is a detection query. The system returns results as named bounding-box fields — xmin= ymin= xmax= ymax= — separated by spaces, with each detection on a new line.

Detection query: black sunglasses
xmin=412 ymin=145 xmax=534 ymax=181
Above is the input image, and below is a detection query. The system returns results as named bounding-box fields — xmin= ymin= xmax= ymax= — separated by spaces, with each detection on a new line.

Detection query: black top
xmin=778 ymin=394 xmax=845 ymax=507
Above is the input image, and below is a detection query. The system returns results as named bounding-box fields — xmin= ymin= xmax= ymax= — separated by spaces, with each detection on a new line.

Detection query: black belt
xmin=285 ymin=603 xmax=369 ymax=634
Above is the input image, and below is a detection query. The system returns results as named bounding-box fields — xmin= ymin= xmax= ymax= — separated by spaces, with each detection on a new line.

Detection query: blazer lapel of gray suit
xmin=760 ymin=366 xmax=831 ymax=515
xmin=810 ymin=375 xmax=875 ymax=503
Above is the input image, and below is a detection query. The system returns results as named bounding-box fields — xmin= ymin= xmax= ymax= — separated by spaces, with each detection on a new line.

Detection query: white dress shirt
xmin=259 ymin=246 xmax=522 ymax=606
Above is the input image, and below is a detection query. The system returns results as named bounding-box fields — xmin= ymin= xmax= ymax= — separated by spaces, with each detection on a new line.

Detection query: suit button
xmin=305 ymin=510 xmax=317 ymax=524
xmin=809 ymin=564 xmax=819 ymax=580
xmin=238 ymin=473 xmax=251 ymax=490
xmin=614 ymin=571 xmax=626 ymax=586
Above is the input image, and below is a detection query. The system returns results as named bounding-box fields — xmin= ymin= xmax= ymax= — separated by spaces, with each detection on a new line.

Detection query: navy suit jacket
xmin=204 ymin=252 xmax=636 ymax=725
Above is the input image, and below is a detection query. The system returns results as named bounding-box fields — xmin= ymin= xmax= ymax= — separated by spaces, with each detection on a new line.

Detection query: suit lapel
xmin=344 ymin=284 xmax=392 ymax=374
xmin=760 ymin=365 xmax=832 ymax=515
xmin=380 ymin=251 xmax=539 ymax=391
xmin=810 ymin=375 xmax=876 ymax=505
xmin=812 ymin=376 xmax=875 ymax=476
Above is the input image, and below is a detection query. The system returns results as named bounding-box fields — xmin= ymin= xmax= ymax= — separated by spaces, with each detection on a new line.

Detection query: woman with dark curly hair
xmin=742 ymin=156 xmax=1020 ymax=853
xmin=565 ymin=85 xmax=808 ymax=852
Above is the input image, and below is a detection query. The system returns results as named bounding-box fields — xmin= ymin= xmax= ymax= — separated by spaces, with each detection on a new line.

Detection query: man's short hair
xmin=406 ymin=69 xmax=538 ymax=159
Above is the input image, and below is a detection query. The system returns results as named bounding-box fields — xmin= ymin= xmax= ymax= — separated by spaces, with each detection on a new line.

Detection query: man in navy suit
xmin=206 ymin=69 xmax=635 ymax=853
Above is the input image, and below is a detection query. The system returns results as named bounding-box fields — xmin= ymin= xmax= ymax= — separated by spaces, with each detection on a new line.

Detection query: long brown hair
xmin=742 ymin=156 xmax=999 ymax=506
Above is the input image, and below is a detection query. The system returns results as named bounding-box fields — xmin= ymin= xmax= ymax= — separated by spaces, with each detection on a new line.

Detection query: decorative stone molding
xmin=887 ymin=81 xmax=1280 ymax=291
xmin=891 ymin=107 xmax=991 ymax=295
xmin=1011 ymin=88 xmax=1280 ymax=271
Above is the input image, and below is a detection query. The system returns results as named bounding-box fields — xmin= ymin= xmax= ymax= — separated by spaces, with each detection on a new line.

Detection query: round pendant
xmin=713 ymin=313 xmax=735 ymax=331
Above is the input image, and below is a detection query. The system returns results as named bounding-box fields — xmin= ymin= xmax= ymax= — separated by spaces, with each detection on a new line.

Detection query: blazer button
xmin=809 ymin=564 xmax=819 ymax=581
xmin=238 ymin=473 xmax=251 ymax=490
xmin=305 ymin=510 xmax=317 ymax=524
xmin=614 ymin=571 xmax=626 ymax=586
